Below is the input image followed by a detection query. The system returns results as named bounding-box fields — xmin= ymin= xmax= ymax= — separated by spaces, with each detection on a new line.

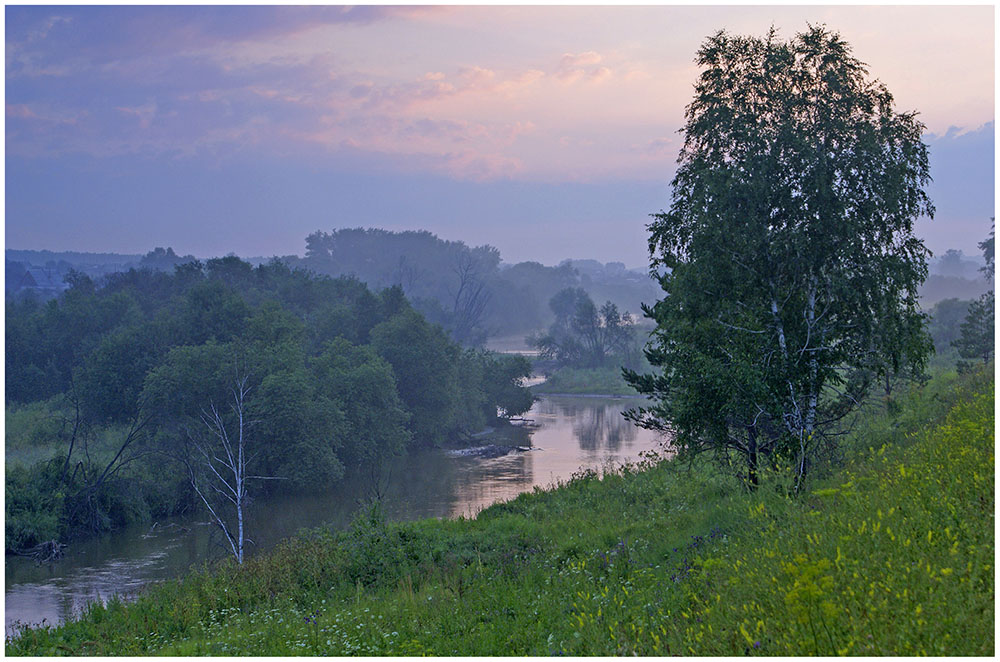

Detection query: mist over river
xmin=5 ymin=394 xmax=667 ymax=635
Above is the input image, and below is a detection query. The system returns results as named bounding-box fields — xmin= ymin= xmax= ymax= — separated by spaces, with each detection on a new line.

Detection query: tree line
xmin=6 ymin=257 xmax=533 ymax=552
xmin=296 ymin=228 xmax=660 ymax=345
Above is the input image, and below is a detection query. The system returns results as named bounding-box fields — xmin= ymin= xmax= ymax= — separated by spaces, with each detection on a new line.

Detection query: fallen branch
xmin=13 ymin=540 xmax=67 ymax=564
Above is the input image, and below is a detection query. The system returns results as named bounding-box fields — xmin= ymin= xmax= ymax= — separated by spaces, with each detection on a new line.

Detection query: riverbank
xmin=530 ymin=366 xmax=638 ymax=396
xmin=5 ymin=395 xmax=664 ymax=634
xmin=8 ymin=366 xmax=993 ymax=655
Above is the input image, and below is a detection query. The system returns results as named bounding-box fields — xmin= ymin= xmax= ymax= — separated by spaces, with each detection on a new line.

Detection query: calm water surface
xmin=5 ymin=395 xmax=666 ymax=635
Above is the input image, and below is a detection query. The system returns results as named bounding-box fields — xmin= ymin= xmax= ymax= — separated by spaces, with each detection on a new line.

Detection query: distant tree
xmin=206 ymin=255 xmax=254 ymax=288
xmin=937 ymin=249 xmax=968 ymax=278
xmin=625 ymin=27 xmax=933 ymax=488
xmin=954 ymin=223 xmax=995 ymax=369
xmin=482 ymin=352 xmax=535 ymax=418
xmin=255 ymin=366 xmax=345 ymax=490
xmin=178 ymin=279 xmax=250 ymax=344
xmin=446 ymin=248 xmax=497 ymax=346
xmin=927 ymin=298 xmax=973 ymax=353
xmin=173 ymin=260 xmax=205 ymax=289
xmin=577 ymin=300 xmax=636 ymax=368
xmin=528 ymin=288 xmax=590 ymax=366
xmin=370 ymin=308 xmax=460 ymax=446
xmin=529 ymin=288 xmax=636 ymax=369
xmin=953 ymin=294 xmax=994 ymax=367
xmin=5 ymin=260 xmax=28 ymax=292
xmin=74 ymin=324 xmax=163 ymax=423
xmin=62 ymin=269 xmax=95 ymax=294
xmin=141 ymin=246 xmax=196 ymax=271
xmin=979 ymin=222 xmax=995 ymax=279
xmin=486 ymin=261 xmax=580 ymax=335
xmin=312 ymin=337 xmax=411 ymax=468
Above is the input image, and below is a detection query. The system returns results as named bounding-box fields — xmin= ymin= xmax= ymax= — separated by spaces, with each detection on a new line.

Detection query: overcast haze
xmin=5 ymin=5 xmax=995 ymax=267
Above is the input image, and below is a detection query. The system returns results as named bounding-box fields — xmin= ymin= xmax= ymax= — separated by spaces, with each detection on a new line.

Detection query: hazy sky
xmin=5 ymin=5 xmax=995 ymax=267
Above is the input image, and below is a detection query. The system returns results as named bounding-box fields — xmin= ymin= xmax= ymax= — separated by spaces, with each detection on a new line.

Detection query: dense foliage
xmin=298 ymin=228 xmax=659 ymax=344
xmin=528 ymin=288 xmax=640 ymax=371
xmin=8 ymin=365 xmax=992 ymax=656
xmin=627 ymin=27 xmax=934 ymax=486
xmin=5 ymin=258 xmax=533 ymax=551
xmin=953 ymin=226 xmax=995 ymax=370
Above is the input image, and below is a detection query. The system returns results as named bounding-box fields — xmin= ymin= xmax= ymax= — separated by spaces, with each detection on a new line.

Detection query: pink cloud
xmin=638 ymin=137 xmax=674 ymax=157
xmin=6 ymin=104 xmax=38 ymax=119
xmin=559 ymin=51 xmax=603 ymax=69
xmin=458 ymin=65 xmax=496 ymax=86
xmin=511 ymin=69 xmax=545 ymax=85
xmin=558 ymin=135 xmax=596 ymax=149
xmin=438 ymin=149 xmax=523 ymax=180
xmin=6 ymin=102 xmax=80 ymax=125
xmin=589 ymin=66 xmax=612 ymax=83
xmin=247 ymin=86 xmax=279 ymax=99
xmin=353 ymin=64 xmax=543 ymax=113
xmin=284 ymin=111 xmax=532 ymax=181
xmin=116 ymin=103 xmax=157 ymax=129
xmin=555 ymin=51 xmax=611 ymax=85
xmin=506 ymin=121 xmax=536 ymax=144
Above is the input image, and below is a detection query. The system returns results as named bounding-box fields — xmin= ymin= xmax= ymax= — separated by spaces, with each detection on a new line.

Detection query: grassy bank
xmin=531 ymin=366 xmax=638 ymax=396
xmin=8 ymin=367 xmax=993 ymax=656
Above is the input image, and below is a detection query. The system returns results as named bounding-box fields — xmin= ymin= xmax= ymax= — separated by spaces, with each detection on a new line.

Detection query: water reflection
xmin=5 ymin=395 xmax=665 ymax=635
xmin=545 ymin=399 xmax=638 ymax=452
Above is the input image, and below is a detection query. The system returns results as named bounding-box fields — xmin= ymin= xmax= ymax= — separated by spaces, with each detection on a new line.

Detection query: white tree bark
xmin=186 ymin=373 xmax=269 ymax=565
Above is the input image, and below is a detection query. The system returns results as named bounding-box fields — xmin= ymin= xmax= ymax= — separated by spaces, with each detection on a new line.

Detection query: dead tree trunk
xmin=185 ymin=372 xmax=279 ymax=564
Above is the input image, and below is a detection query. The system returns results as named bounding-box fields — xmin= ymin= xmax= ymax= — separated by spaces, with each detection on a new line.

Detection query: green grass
xmin=5 ymin=400 xmax=130 ymax=469
xmin=7 ymin=367 xmax=993 ymax=656
xmin=531 ymin=366 xmax=639 ymax=396
xmin=661 ymin=368 xmax=994 ymax=655
xmin=5 ymin=400 xmax=69 ymax=468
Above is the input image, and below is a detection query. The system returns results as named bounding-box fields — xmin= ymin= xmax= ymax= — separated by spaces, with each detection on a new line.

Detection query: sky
xmin=5 ymin=4 xmax=995 ymax=268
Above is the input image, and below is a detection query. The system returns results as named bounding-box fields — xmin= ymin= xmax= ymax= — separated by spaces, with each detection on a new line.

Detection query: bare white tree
xmin=184 ymin=373 xmax=276 ymax=564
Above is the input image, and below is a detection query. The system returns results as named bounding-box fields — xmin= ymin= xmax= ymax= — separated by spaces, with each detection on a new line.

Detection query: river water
xmin=5 ymin=395 xmax=667 ymax=635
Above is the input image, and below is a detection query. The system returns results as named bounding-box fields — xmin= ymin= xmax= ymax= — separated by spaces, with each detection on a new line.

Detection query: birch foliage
xmin=626 ymin=27 xmax=933 ymax=486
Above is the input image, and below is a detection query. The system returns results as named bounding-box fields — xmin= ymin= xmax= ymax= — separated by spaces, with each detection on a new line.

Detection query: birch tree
xmin=184 ymin=372 xmax=274 ymax=564
xmin=625 ymin=26 xmax=933 ymax=488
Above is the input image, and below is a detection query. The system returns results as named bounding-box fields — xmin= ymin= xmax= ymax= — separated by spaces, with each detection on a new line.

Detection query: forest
xmin=6 ymin=230 xmax=664 ymax=349
xmin=296 ymin=228 xmax=660 ymax=345
xmin=6 ymin=257 xmax=534 ymax=553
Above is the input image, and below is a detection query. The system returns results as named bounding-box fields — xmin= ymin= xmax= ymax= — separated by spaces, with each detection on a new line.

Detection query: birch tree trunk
xmin=185 ymin=373 xmax=272 ymax=565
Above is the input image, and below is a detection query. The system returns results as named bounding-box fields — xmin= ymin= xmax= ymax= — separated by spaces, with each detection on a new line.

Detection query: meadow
xmin=7 ymin=364 xmax=993 ymax=656
xmin=531 ymin=365 xmax=638 ymax=396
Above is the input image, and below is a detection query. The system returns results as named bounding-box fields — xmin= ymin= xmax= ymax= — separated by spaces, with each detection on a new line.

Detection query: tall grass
xmin=532 ymin=366 xmax=638 ymax=396
xmin=6 ymin=399 xmax=134 ymax=468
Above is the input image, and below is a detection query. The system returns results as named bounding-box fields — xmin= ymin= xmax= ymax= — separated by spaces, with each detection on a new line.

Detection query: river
xmin=5 ymin=394 xmax=667 ymax=635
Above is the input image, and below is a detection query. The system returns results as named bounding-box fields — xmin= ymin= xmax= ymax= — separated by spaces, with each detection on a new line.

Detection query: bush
xmin=5 ymin=461 xmax=64 ymax=550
